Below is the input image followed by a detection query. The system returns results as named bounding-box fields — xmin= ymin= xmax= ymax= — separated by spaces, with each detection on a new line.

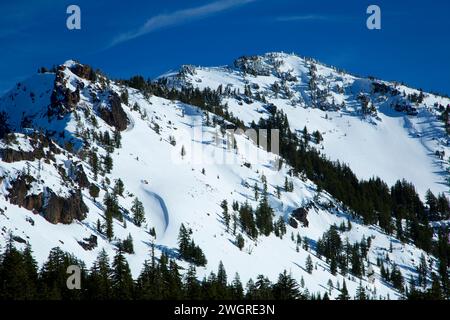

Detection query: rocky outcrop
xmin=290 ymin=206 xmax=310 ymax=228
xmin=78 ymin=235 xmax=98 ymax=251
xmin=1 ymin=148 xmax=43 ymax=163
xmin=7 ymin=174 xmax=87 ymax=224
xmin=98 ymin=92 xmax=129 ymax=131
xmin=43 ymin=189 xmax=88 ymax=224
xmin=7 ymin=175 xmax=43 ymax=211
xmin=69 ymin=63 xmax=97 ymax=81
xmin=0 ymin=134 xmax=59 ymax=163
xmin=48 ymin=66 xmax=81 ymax=118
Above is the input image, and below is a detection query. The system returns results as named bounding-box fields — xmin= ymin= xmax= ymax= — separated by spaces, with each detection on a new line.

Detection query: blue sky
xmin=1 ymin=0 xmax=449 ymax=95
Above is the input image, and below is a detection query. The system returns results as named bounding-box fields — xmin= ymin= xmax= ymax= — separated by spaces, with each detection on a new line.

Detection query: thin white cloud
xmin=276 ymin=15 xmax=330 ymax=22
xmin=110 ymin=0 xmax=255 ymax=47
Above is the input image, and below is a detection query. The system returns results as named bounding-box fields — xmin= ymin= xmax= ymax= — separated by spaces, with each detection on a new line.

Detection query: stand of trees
xmin=0 ymin=239 xmax=323 ymax=300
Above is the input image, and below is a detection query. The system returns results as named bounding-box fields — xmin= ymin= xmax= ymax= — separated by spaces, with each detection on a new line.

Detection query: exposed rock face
xmin=69 ymin=63 xmax=97 ymax=81
xmin=0 ymin=148 xmax=44 ymax=163
xmin=0 ymin=134 xmax=59 ymax=163
xmin=7 ymin=175 xmax=43 ymax=211
xmin=290 ymin=206 xmax=309 ymax=227
xmin=48 ymin=66 xmax=81 ymax=118
xmin=43 ymin=189 xmax=88 ymax=224
xmin=98 ymin=92 xmax=129 ymax=131
xmin=7 ymin=174 xmax=87 ymax=224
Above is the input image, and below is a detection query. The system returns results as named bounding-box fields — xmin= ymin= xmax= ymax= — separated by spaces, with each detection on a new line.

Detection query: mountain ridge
xmin=0 ymin=53 xmax=449 ymax=300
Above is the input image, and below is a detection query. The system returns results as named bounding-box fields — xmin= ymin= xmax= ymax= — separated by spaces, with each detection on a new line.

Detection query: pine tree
xmin=220 ymin=200 xmax=230 ymax=231
xmin=131 ymin=197 xmax=146 ymax=227
xmin=255 ymin=188 xmax=274 ymax=236
xmin=305 ymin=255 xmax=313 ymax=274
xmin=121 ymin=234 xmax=135 ymax=254
xmin=0 ymin=238 xmax=37 ymax=299
xmin=417 ymin=253 xmax=428 ymax=289
xmin=113 ymin=179 xmax=125 ymax=197
xmin=111 ymin=248 xmax=134 ymax=300
xmin=338 ymin=280 xmax=350 ymax=300
xmin=236 ymin=233 xmax=245 ymax=250
xmin=104 ymin=205 xmax=114 ymax=241
xmin=355 ymin=281 xmax=367 ymax=300
xmin=86 ymin=249 xmax=112 ymax=300
xmin=89 ymin=183 xmax=100 ymax=202
xmin=230 ymin=273 xmax=244 ymax=299
xmin=184 ymin=265 xmax=201 ymax=299
xmin=113 ymin=129 xmax=122 ymax=148
xmin=272 ymin=270 xmax=301 ymax=300
xmin=103 ymin=153 xmax=113 ymax=173
xmin=89 ymin=150 xmax=99 ymax=180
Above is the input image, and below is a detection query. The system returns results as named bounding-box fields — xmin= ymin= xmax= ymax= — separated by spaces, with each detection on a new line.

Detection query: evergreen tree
xmin=89 ymin=183 xmax=100 ymax=202
xmin=236 ymin=233 xmax=245 ymax=251
xmin=103 ymin=153 xmax=113 ymax=173
xmin=220 ymin=200 xmax=230 ymax=231
xmin=255 ymin=189 xmax=274 ymax=236
xmin=355 ymin=281 xmax=367 ymax=300
xmin=113 ymin=179 xmax=125 ymax=197
xmin=86 ymin=249 xmax=112 ymax=300
xmin=272 ymin=270 xmax=301 ymax=300
xmin=338 ymin=280 xmax=350 ymax=300
xmin=417 ymin=253 xmax=428 ymax=289
xmin=131 ymin=197 xmax=146 ymax=227
xmin=111 ymin=248 xmax=134 ymax=300
xmin=305 ymin=255 xmax=313 ymax=274
xmin=230 ymin=273 xmax=244 ymax=299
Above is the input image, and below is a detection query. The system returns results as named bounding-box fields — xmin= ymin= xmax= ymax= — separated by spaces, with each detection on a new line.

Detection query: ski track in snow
xmin=142 ymin=187 xmax=170 ymax=238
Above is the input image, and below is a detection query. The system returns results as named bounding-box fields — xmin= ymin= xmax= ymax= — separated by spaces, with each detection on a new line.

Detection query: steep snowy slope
xmin=161 ymin=52 xmax=450 ymax=198
xmin=0 ymin=59 xmax=442 ymax=300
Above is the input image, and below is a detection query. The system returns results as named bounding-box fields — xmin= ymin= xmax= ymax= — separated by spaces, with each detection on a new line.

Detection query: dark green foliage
xmin=113 ymin=178 xmax=124 ymax=197
xmin=0 ymin=239 xmax=38 ymax=300
xmin=120 ymin=234 xmax=135 ymax=254
xmin=272 ymin=271 xmax=302 ymax=300
xmin=89 ymin=183 xmax=100 ymax=201
xmin=103 ymin=153 xmax=113 ymax=173
xmin=305 ymin=255 xmax=313 ymax=274
xmin=111 ymin=248 xmax=134 ymax=299
xmin=238 ymin=202 xmax=258 ymax=239
xmin=236 ymin=233 xmax=245 ymax=250
xmin=131 ymin=197 xmax=146 ymax=227
xmin=178 ymin=224 xmax=207 ymax=266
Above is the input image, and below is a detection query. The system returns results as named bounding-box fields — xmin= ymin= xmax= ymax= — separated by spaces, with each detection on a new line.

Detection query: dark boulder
xmin=78 ymin=235 xmax=98 ymax=251
xmin=291 ymin=207 xmax=309 ymax=227
xmin=98 ymin=92 xmax=129 ymax=131
xmin=288 ymin=217 xmax=299 ymax=229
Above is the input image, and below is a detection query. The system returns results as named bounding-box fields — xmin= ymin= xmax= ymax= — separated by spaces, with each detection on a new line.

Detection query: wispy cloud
xmin=110 ymin=0 xmax=255 ymax=48
xmin=276 ymin=15 xmax=330 ymax=22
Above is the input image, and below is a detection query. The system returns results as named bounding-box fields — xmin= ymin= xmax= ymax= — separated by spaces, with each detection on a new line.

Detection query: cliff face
xmin=48 ymin=65 xmax=81 ymax=119
xmin=98 ymin=92 xmax=129 ymax=131
xmin=7 ymin=174 xmax=87 ymax=224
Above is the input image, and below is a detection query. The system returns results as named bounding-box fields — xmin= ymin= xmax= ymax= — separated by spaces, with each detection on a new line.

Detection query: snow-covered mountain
xmin=161 ymin=52 xmax=450 ymax=198
xmin=0 ymin=53 xmax=449 ymax=300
